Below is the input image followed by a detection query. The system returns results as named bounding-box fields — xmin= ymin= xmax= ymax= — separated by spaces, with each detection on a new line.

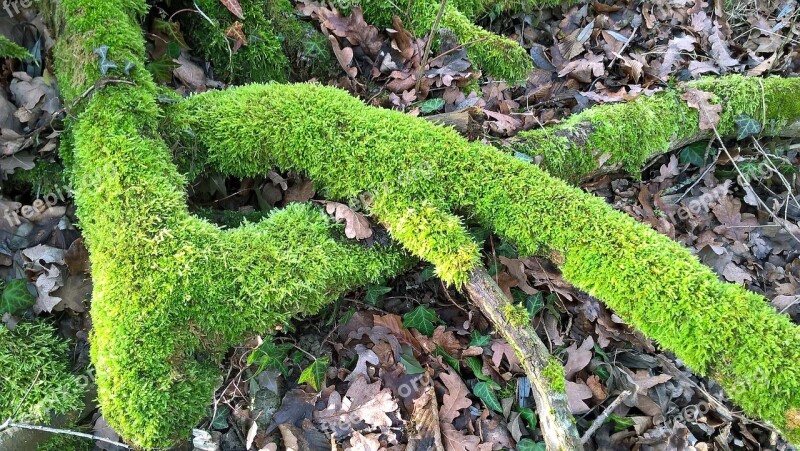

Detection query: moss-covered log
xmin=168 ymin=81 xmax=800 ymax=445
xmin=46 ymin=1 xmax=408 ymax=448
xmin=511 ymin=76 xmax=800 ymax=182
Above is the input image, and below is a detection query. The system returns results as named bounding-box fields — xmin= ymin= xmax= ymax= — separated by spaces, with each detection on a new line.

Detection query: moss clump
xmin=0 ymin=321 xmax=85 ymax=423
xmin=542 ymin=356 xmax=566 ymax=393
xmin=512 ymin=75 xmax=800 ymax=182
xmin=502 ymin=302 xmax=529 ymax=328
xmin=7 ymin=160 xmax=67 ymax=196
xmin=171 ymin=82 xmax=800 ymax=444
xmin=181 ymin=0 xmax=333 ymax=83
xmin=0 ymin=35 xmax=31 ymax=60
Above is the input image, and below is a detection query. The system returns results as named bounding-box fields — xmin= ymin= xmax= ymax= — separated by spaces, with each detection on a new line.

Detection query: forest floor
xmin=1 ymin=0 xmax=799 ymax=450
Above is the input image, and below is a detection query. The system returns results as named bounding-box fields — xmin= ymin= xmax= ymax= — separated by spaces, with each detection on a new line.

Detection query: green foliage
xmin=502 ymin=302 xmax=530 ymax=327
xmin=400 ymin=346 xmax=426 ymax=374
xmin=542 ymin=356 xmax=565 ymax=393
xmin=513 ymin=75 xmax=800 ymax=182
xmin=469 ymin=330 xmax=491 ymax=347
xmin=517 ymin=438 xmax=546 ymax=451
xmin=0 ymin=321 xmax=84 ymax=423
xmin=0 ymin=35 xmax=32 ymax=60
xmin=181 ymin=0 xmax=334 ymax=84
xmin=0 ymin=279 xmax=36 ymax=315
xmin=6 ymin=160 xmax=68 ymax=196
xmin=466 ymin=356 xmax=499 ymax=388
xmin=298 ymin=357 xmax=329 ymax=391
xmin=679 ymin=142 xmax=713 ymax=167
xmin=519 ymin=407 xmax=537 ymax=431
xmin=734 ymin=113 xmax=762 ymax=140
xmin=473 ymin=381 xmax=502 ymax=412
xmin=605 ymin=413 xmax=636 ymax=432
xmin=247 ymin=337 xmax=293 ymax=376
xmin=402 ymin=305 xmax=441 ymax=336
xmin=364 ymin=283 xmax=392 ymax=306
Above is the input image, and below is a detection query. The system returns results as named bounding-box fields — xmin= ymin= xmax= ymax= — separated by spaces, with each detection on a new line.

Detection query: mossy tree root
xmin=511 ymin=75 xmax=800 ymax=183
xmin=47 ymin=0 xmax=407 ymax=448
xmin=168 ymin=82 xmax=800 ymax=445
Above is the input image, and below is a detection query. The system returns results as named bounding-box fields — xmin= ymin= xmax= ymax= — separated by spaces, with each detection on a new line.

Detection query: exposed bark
xmin=465 ymin=267 xmax=582 ymax=451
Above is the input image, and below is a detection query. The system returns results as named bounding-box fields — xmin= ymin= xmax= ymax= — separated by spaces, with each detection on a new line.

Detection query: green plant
xmin=0 ymin=321 xmax=84 ymax=423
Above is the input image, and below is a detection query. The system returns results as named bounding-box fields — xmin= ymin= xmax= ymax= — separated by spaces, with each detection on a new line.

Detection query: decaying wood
xmin=464 ymin=267 xmax=582 ymax=451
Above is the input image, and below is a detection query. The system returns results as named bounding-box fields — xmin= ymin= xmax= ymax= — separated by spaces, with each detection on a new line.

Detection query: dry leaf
xmin=681 ymin=87 xmax=722 ymax=131
xmin=439 ymin=367 xmax=472 ymax=423
xmin=325 ymin=201 xmax=373 ymax=240
xmin=219 ymin=0 xmax=244 ymax=19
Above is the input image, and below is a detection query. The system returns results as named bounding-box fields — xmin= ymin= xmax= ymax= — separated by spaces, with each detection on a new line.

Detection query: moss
xmin=512 ymin=75 xmax=800 ymax=182
xmin=542 ymin=356 xmax=566 ymax=393
xmin=7 ymin=160 xmax=68 ymax=195
xmin=502 ymin=302 xmax=529 ymax=328
xmin=51 ymin=1 xmax=409 ymax=448
xmin=0 ymin=321 xmax=85 ymax=423
xmin=180 ymin=0 xmax=334 ymax=83
xmin=0 ymin=35 xmax=32 ymax=60
xmin=356 ymin=0 xmax=533 ymax=82
xmin=171 ymin=82 xmax=800 ymax=444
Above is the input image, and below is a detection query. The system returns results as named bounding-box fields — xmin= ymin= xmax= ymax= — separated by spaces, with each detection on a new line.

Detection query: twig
xmin=415 ymin=0 xmax=449 ymax=93
xmin=580 ymin=390 xmax=633 ymax=444
xmin=464 ymin=267 xmax=582 ymax=450
xmin=0 ymin=419 xmax=130 ymax=449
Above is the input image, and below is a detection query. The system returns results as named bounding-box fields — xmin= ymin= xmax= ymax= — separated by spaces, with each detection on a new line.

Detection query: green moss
xmin=50 ymin=1 xmax=409 ymax=448
xmin=7 ymin=160 xmax=67 ymax=195
xmin=356 ymin=0 xmax=533 ymax=82
xmin=542 ymin=356 xmax=566 ymax=393
xmin=0 ymin=321 xmax=85 ymax=423
xmin=0 ymin=35 xmax=32 ymax=60
xmin=513 ymin=75 xmax=800 ymax=182
xmin=171 ymin=82 xmax=800 ymax=444
xmin=502 ymin=302 xmax=529 ymax=328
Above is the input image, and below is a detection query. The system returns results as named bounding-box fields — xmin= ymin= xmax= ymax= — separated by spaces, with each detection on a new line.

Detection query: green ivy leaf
xmin=298 ymin=357 xmax=329 ymax=391
xmin=469 ymin=330 xmax=490 ymax=347
xmin=246 ymin=337 xmax=293 ymax=376
xmin=0 ymin=279 xmax=35 ymax=315
xmin=364 ymin=283 xmax=392 ymax=306
xmin=473 ymin=381 xmax=502 ymax=412
xmin=433 ymin=346 xmax=460 ymax=373
xmin=517 ymin=438 xmax=546 ymax=451
xmin=209 ymin=405 xmax=230 ymax=430
xmin=679 ymin=142 xmax=713 ymax=167
xmin=417 ymin=98 xmax=445 ymax=114
xmin=605 ymin=413 xmax=636 ymax=432
xmin=146 ymin=56 xmax=180 ymax=82
xmin=400 ymin=346 xmax=425 ymax=374
xmin=519 ymin=407 xmax=538 ymax=431
xmin=402 ymin=305 xmax=440 ymax=336
xmin=734 ymin=114 xmax=762 ymax=140
xmin=465 ymin=356 xmax=500 ymax=388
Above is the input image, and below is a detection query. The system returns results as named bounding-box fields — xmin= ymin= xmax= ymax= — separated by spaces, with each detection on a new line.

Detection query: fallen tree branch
xmin=0 ymin=419 xmax=131 ymax=449
xmin=580 ymin=390 xmax=632 ymax=444
xmin=464 ymin=267 xmax=581 ymax=450
xmin=510 ymin=76 xmax=800 ymax=182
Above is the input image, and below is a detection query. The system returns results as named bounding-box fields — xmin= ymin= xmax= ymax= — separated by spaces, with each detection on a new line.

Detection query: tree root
xmin=510 ymin=75 xmax=800 ymax=182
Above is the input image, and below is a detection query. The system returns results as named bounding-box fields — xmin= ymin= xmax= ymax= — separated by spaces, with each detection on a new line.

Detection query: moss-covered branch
xmin=168 ymin=82 xmax=800 ymax=445
xmin=46 ymin=1 xmax=406 ymax=448
xmin=510 ymin=76 xmax=800 ymax=182
xmin=0 ymin=35 xmax=32 ymax=60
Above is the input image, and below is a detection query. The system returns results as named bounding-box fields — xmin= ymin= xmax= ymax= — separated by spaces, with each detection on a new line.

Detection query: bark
xmin=465 ymin=267 xmax=581 ymax=451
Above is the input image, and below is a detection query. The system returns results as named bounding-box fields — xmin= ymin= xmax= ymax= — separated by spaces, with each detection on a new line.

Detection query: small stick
xmin=580 ymin=390 xmax=633 ymax=444
xmin=415 ymin=0 xmax=449 ymax=93
xmin=0 ymin=419 xmax=130 ymax=449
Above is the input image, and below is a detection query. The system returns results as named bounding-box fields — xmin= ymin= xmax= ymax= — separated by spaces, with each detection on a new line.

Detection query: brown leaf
xmin=64 ymin=237 xmax=91 ymax=275
xmin=711 ymin=197 xmax=758 ymax=241
xmin=566 ymin=380 xmax=593 ymax=414
xmin=440 ymin=423 xmax=481 ymax=451
xmin=681 ymin=87 xmax=722 ymax=131
xmin=283 ymin=179 xmax=315 ymax=204
xmin=563 ymin=336 xmax=594 ymax=380
xmin=328 ymin=35 xmax=357 ymax=78
xmin=224 ymin=21 xmax=247 ymax=53
xmin=490 ymin=340 xmax=522 ymax=373
xmin=324 ymin=201 xmax=373 ymax=240
xmin=586 ymin=374 xmax=608 ymax=401
xmin=219 ymin=0 xmax=244 ymax=19
xmin=439 ymin=367 xmax=472 ymax=423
